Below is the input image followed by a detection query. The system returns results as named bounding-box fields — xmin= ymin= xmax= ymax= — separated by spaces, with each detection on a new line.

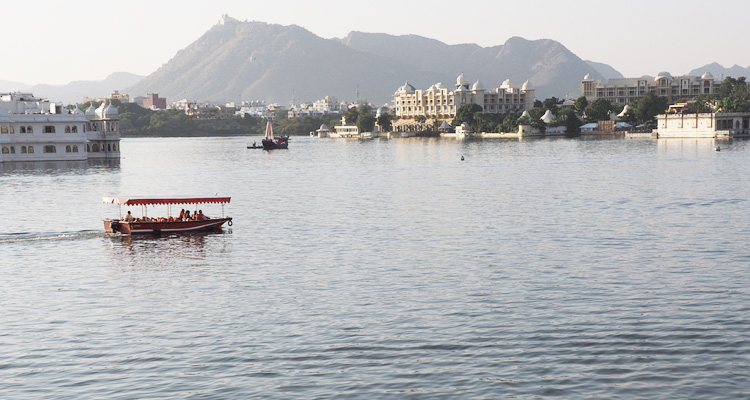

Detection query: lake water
xmin=2 ymin=135 xmax=750 ymax=399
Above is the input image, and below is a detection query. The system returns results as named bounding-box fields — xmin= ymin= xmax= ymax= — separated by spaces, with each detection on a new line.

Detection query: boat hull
xmin=262 ymin=138 xmax=288 ymax=150
xmin=104 ymin=217 xmax=232 ymax=235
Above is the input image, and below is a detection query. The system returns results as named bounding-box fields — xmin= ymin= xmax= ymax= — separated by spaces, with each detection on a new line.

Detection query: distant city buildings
xmin=581 ymin=72 xmax=719 ymax=105
xmin=393 ymin=73 xmax=535 ymax=122
xmin=83 ymin=90 xmax=130 ymax=105
xmin=142 ymin=93 xmax=167 ymax=110
xmin=0 ymin=92 xmax=120 ymax=162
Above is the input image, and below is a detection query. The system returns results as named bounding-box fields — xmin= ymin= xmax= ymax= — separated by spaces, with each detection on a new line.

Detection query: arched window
xmin=112 ymin=144 xmax=117 ymax=152
xmin=65 ymin=126 xmax=71 ymax=133
xmin=20 ymin=126 xmax=26 ymax=133
xmin=2 ymin=146 xmax=8 ymax=154
xmin=9 ymin=125 xmax=14 ymax=134
xmin=1 ymin=125 xmax=8 ymax=134
xmin=21 ymin=146 xmax=27 ymax=153
xmin=43 ymin=145 xmax=56 ymax=153
xmin=65 ymin=145 xmax=72 ymax=153
xmin=72 ymin=145 xmax=79 ymax=153
xmin=27 ymin=146 xmax=34 ymax=153
xmin=43 ymin=126 xmax=55 ymax=134
xmin=71 ymin=126 xmax=78 ymax=133
xmin=27 ymin=126 xmax=33 ymax=133
xmin=10 ymin=146 xmax=15 ymax=154
xmin=92 ymin=143 xmax=100 ymax=152
xmin=107 ymin=143 xmax=111 ymax=152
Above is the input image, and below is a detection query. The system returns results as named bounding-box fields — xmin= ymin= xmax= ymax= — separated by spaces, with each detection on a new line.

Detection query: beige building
xmin=581 ymin=72 xmax=719 ymax=105
xmin=656 ymin=111 xmax=750 ymax=138
xmin=393 ymin=73 xmax=535 ymax=123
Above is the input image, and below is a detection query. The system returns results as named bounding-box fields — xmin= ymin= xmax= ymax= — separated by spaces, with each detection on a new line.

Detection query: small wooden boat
xmin=102 ymin=196 xmax=232 ymax=235
xmin=261 ymin=119 xmax=289 ymax=150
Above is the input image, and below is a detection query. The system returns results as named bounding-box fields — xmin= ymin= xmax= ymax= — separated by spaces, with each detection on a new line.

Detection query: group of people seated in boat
xmin=120 ymin=209 xmax=209 ymax=222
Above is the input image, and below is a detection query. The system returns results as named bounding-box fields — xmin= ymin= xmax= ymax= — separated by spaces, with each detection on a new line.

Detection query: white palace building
xmin=392 ymin=73 xmax=535 ymax=124
xmin=0 ymin=93 xmax=120 ymax=162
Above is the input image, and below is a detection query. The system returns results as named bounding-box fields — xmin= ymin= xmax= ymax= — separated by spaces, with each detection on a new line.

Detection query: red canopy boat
xmin=102 ymin=196 xmax=232 ymax=235
xmin=261 ymin=119 xmax=288 ymax=150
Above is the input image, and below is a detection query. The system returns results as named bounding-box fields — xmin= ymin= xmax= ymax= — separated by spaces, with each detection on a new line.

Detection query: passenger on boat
xmin=123 ymin=211 xmax=134 ymax=221
xmin=178 ymin=209 xmax=185 ymax=220
xmin=196 ymin=210 xmax=205 ymax=220
xmin=184 ymin=210 xmax=191 ymax=221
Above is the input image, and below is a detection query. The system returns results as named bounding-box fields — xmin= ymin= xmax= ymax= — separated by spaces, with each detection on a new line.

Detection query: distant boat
xmin=261 ymin=120 xmax=289 ymax=150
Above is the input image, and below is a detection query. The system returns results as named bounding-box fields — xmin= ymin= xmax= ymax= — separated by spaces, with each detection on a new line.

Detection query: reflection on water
xmin=0 ymin=158 xmax=120 ymax=175
xmin=106 ymin=230 xmax=233 ymax=267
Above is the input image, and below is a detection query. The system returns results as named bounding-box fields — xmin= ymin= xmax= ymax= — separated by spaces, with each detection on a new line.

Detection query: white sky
xmin=3 ymin=0 xmax=747 ymax=85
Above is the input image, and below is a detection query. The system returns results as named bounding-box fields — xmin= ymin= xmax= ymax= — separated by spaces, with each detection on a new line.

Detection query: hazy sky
xmin=3 ymin=0 xmax=747 ymax=85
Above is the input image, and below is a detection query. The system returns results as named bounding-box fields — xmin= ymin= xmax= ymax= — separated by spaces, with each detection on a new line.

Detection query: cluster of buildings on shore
xmin=2 ymin=68 xmax=748 ymax=162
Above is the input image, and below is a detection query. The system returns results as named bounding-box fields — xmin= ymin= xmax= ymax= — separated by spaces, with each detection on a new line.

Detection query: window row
xmin=1 ymin=125 xmax=81 ymax=134
xmin=1 ymin=143 xmax=118 ymax=154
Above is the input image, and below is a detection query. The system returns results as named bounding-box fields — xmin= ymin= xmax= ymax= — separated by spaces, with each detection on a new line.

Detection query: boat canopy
xmin=103 ymin=196 xmax=231 ymax=206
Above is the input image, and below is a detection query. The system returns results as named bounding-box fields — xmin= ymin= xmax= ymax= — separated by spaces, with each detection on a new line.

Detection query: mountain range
xmin=5 ymin=16 xmax=750 ymax=106
xmin=125 ymin=16 xmax=610 ymax=105
xmin=688 ymin=63 xmax=750 ymax=80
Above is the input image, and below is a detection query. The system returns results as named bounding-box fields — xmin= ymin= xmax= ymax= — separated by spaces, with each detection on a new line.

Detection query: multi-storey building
xmin=0 ymin=93 xmax=120 ymax=162
xmin=393 ymin=73 xmax=535 ymax=121
xmin=581 ymin=71 xmax=719 ymax=105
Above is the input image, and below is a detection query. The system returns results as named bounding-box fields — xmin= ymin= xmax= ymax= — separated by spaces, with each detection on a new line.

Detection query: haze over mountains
xmin=4 ymin=15 xmax=750 ymax=106
xmin=125 ymin=17 xmax=612 ymax=104
xmin=0 ymin=73 xmax=143 ymax=105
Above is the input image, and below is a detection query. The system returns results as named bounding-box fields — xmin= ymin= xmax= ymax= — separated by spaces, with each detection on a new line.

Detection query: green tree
xmin=586 ymin=98 xmax=612 ymax=121
xmin=377 ymin=113 xmax=393 ymax=132
xmin=500 ymin=112 xmax=521 ymax=133
xmin=574 ymin=96 xmax=589 ymax=113
xmin=356 ymin=113 xmax=376 ymax=133
xmin=343 ymin=105 xmax=359 ymax=126
xmin=542 ymin=97 xmax=563 ymax=113
xmin=716 ymin=76 xmax=750 ymax=112
xmin=554 ymin=107 xmax=582 ymax=133
xmin=452 ymin=103 xmax=483 ymax=130
xmin=633 ymin=93 xmax=669 ymax=124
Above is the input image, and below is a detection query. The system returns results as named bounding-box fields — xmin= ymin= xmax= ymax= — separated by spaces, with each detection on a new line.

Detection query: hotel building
xmin=393 ymin=73 xmax=535 ymax=121
xmin=0 ymin=92 xmax=121 ymax=162
xmin=581 ymin=72 xmax=719 ymax=105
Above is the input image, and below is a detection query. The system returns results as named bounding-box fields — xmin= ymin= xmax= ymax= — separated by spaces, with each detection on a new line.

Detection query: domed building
xmin=0 ymin=92 xmax=120 ymax=162
xmin=392 ymin=73 xmax=535 ymax=131
xmin=581 ymin=71 xmax=719 ymax=106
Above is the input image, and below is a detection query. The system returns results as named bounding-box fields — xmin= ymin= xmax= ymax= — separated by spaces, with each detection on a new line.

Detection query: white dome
xmin=655 ymin=71 xmax=672 ymax=81
xmin=434 ymin=82 xmax=444 ymax=89
xmin=500 ymin=79 xmax=513 ymax=89
xmin=472 ymin=80 xmax=484 ymax=91
xmin=583 ymin=73 xmax=592 ymax=80
xmin=396 ymin=81 xmax=415 ymax=94
xmin=102 ymin=103 xmax=119 ymax=118
xmin=457 ymin=73 xmax=469 ymax=86
xmin=701 ymin=71 xmax=714 ymax=80
xmin=521 ymin=80 xmax=533 ymax=91
xmin=85 ymin=103 xmax=97 ymax=116
xmin=72 ymin=106 xmax=85 ymax=115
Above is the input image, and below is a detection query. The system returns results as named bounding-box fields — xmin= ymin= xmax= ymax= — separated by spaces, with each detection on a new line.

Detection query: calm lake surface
xmin=2 ymin=135 xmax=750 ymax=399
